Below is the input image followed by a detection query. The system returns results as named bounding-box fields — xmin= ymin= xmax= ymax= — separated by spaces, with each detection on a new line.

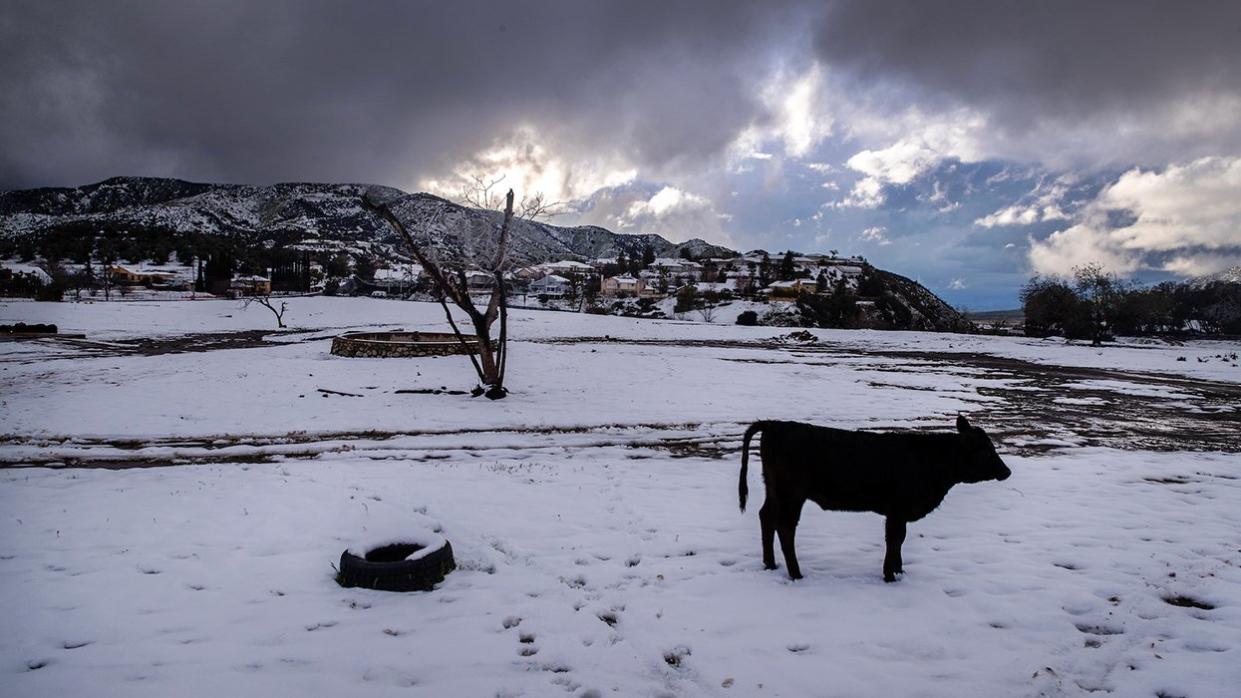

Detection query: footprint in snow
xmin=1074 ymin=623 xmax=1123 ymax=636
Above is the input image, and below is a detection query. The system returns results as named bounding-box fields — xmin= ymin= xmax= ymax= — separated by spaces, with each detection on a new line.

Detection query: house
xmin=649 ymin=258 xmax=703 ymax=281
xmin=600 ymin=275 xmax=646 ymax=297
xmin=511 ymin=266 xmax=547 ymax=281
xmin=109 ymin=265 xmax=179 ymax=285
xmin=1 ymin=263 xmax=52 ymax=286
xmin=465 ymin=271 xmax=495 ymax=292
xmin=230 ymin=275 xmax=272 ymax=297
xmin=699 ymin=257 xmax=741 ymax=282
xmin=540 ymin=260 xmax=595 ymax=277
xmin=691 ymin=281 xmax=734 ymax=294
xmin=528 ymin=274 xmax=570 ymax=297
xmin=724 ymin=268 xmax=756 ymax=294
xmin=371 ymin=264 xmax=422 ymax=294
xmin=766 ymin=279 xmax=816 ymax=298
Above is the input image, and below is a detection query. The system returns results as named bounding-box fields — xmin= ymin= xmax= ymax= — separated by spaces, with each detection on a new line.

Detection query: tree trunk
xmin=361 ymin=189 xmax=514 ymax=399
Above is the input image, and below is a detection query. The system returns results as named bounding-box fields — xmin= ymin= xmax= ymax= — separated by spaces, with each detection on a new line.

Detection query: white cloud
xmin=835 ymin=176 xmax=885 ymax=208
xmin=948 ymin=278 xmax=966 ymax=290
xmin=1161 ymin=252 xmax=1241 ymax=277
xmin=623 ymin=186 xmax=710 ymax=221
xmin=975 ymin=177 xmax=1073 ymax=227
xmin=859 ymin=225 xmax=891 ymax=246
xmin=774 ymin=64 xmax=831 ymax=158
xmin=835 ymin=109 xmax=986 ymax=208
xmin=726 ymin=63 xmax=834 ymax=167
xmin=975 ymin=203 xmax=1068 ymax=228
xmin=578 ymin=184 xmax=737 ymax=246
xmin=1027 ymin=223 xmax=1143 ymax=276
xmin=1028 ymin=156 xmax=1241 ymax=277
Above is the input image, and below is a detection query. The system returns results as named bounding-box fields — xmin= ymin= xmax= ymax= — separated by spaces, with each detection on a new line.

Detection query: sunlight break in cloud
xmin=420 ymin=126 xmax=637 ymax=207
xmin=728 ymin=63 xmax=832 ymax=168
xmin=1028 ymin=156 xmax=1241 ymax=277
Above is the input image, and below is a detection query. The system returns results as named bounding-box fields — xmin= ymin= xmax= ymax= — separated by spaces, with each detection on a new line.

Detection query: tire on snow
xmin=338 ymin=539 xmax=455 ymax=592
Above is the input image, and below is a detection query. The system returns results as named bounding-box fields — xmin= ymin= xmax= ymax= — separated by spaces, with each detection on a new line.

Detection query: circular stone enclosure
xmin=331 ymin=330 xmax=480 ymax=358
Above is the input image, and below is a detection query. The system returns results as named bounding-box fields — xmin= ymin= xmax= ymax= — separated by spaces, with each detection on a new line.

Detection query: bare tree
xmin=242 ymin=295 xmax=289 ymax=328
xmin=697 ymin=304 xmax=717 ymax=323
xmin=1074 ymin=263 xmax=1121 ymax=346
xmin=461 ymin=173 xmax=563 ymax=221
xmin=361 ymin=189 xmax=515 ymax=399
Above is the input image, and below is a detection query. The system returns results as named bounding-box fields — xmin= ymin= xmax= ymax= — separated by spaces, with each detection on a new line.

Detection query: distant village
xmin=352 ymin=250 xmax=870 ymax=307
xmin=1 ymin=248 xmax=870 ymax=307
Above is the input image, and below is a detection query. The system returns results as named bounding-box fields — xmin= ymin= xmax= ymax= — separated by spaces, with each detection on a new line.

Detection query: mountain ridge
xmin=1 ymin=176 xmax=973 ymax=332
xmin=0 ymin=176 xmax=733 ymax=265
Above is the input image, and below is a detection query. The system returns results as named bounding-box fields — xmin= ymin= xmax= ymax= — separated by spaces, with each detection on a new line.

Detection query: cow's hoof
xmin=788 ymin=572 xmax=803 ymax=581
xmin=883 ymin=572 xmax=898 ymax=583
xmin=763 ymin=562 xmax=779 ymax=571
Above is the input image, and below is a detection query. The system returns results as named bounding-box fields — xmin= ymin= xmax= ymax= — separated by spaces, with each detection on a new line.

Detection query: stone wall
xmin=330 ymin=331 xmax=480 ymax=358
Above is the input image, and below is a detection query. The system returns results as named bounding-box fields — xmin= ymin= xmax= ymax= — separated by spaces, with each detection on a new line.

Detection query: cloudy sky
xmin=3 ymin=0 xmax=1239 ymax=307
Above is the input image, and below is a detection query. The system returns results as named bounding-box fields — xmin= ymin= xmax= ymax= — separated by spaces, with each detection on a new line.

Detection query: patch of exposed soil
xmin=539 ymin=335 xmax=1241 ymax=455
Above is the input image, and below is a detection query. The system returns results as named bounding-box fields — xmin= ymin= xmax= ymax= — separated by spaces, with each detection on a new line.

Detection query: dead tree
xmin=361 ymin=190 xmax=515 ymax=399
xmin=242 ymin=295 xmax=289 ymax=328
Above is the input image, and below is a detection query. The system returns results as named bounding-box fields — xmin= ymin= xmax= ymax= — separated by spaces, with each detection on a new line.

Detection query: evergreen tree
xmin=759 ymin=252 xmax=772 ymax=288
xmin=779 ymin=251 xmax=796 ymax=281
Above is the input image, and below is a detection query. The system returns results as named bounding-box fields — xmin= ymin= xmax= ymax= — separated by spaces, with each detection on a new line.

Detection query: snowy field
xmin=2 ymin=297 xmax=1239 ymax=697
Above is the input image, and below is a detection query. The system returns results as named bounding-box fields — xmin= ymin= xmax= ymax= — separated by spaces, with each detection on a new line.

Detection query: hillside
xmin=2 ymin=176 xmax=972 ymax=333
xmin=0 ymin=177 xmax=732 ymax=266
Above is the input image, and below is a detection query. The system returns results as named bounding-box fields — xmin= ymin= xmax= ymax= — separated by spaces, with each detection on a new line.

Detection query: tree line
xmin=1021 ymin=264 xmax=1241 ymax=339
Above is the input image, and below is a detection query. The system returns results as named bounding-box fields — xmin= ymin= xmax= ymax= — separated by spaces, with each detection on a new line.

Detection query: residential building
xmin=600 ymin=275 xmax=646 ymax=297
xmin=230 ymin=275 xmax=272 ymax=296
xmin=529 ymin=274 xmax=570 ymax=297
xmin=765 ymin=278 xmax=816 ymax=297
xmin=109 ymin=265 xmax=179 ymax=285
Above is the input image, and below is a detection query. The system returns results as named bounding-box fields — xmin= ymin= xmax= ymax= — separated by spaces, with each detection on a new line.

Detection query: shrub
xmin=736 ymin=310 xmax=758 ymax=326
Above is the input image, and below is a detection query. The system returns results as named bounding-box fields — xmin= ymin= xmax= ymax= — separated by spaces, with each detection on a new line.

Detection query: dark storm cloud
xmin=0 ymin=0 xmax=809 ymax=190
xmin=814 ymin=0 xmax=1241 ymax=157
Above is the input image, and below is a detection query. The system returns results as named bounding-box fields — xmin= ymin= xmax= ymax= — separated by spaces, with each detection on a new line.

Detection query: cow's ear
xmin=956 ymin=415 xmax=971 ymax=433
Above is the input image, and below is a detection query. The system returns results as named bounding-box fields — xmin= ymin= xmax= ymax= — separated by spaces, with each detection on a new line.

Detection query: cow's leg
xmin=776 ymin=498 xmax=805 ymax=580
xmin=883 ymin=517 xmax=907 ymax=583
xmin=759 ymin=498 xmax=778 ymax=570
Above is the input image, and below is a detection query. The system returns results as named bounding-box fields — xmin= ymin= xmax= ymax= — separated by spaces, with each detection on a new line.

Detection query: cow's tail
xmin=739 ymin=421 xmax=768 ymax=512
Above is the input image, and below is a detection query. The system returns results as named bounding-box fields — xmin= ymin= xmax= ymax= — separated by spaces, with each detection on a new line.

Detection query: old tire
xmin=338 ymin=538 xmax=455 ymax=592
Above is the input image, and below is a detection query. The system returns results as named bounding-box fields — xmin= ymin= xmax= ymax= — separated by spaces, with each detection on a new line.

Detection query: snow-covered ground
xmin=2 ymin=297 xmax=1239 ymax=697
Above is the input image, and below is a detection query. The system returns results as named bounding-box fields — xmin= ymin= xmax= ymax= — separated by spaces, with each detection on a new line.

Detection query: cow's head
xmin=955 ymin=415 xmax=1011 ymax=483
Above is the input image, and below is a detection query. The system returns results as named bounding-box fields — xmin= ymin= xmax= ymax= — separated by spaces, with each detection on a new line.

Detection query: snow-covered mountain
xmin=0 ymin=176 xmax=732 ymax=265
xmin=1195 ymin=265 xmax=1241 ymax=287
xmin=1 ymin=176 xmax=972 ymax=332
